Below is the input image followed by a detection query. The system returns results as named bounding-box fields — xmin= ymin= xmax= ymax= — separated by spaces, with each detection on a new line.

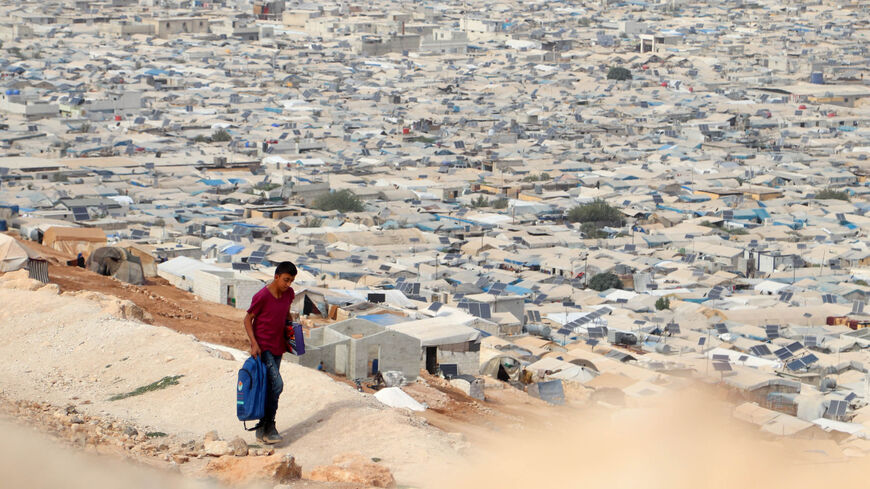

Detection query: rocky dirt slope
xmin=0 ymin=273 xmax=465 ymax=487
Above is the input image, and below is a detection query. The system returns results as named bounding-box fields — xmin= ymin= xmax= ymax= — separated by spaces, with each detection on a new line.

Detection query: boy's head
xmin=273 ymin=261 xmax=297 ymax=292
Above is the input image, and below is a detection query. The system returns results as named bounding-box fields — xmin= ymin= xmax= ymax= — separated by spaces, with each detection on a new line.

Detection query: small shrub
xmin=655 ymin=296 xmax=671 ymax=311
xmin=607 ymin=66 xmax=632 ymax=81
xmin=211 ymin=128 xmax=232 ymax=142
xmin=312 ymin=189 xmax=364 ymax=213
xmin=815 ymin=188 xmax=850 ymax=201
xmin=588 ymin=272 xmax=622 ymax=291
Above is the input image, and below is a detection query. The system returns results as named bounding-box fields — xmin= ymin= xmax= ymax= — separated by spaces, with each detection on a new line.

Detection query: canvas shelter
xmin=86 ymin=246 xmax=146 ymax=285
xmin=42 ymin=227 xmax=106 ymax=259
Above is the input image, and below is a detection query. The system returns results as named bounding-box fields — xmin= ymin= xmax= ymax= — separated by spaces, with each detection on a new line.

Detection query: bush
xmin=312 ymin=189 xmax=364 ymax=213
xmin=211 ymin=128 xmax=232 ymax=142
xmin=815 ymin=188 xmax=850 ymax=201
xmin=492 ymin=197 xmax=509 ymax=209
xmin=607 ymin=66 xmax=632 ymax=81
xmin=655 ymin=296 xmax=670 ymax=311
xmin=567 ymin=199 xmax=625 ymax=226
xmin=470 ymin=195 xmax=490 ymax=208
xmin=300 ymin=216 xmax=323 ymax=228
xmin=580 ymin=222 xmax=608 ymax=239
xmin=588 ymin=272 xmax=622 ymax=291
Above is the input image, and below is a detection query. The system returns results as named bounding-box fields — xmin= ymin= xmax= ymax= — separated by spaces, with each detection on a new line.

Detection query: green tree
xmin=588 ymin=272 xmax=622 ymax=291
xmin=312 ymin=189 xmax=364 ymax=213
xmin=492 ymin=197 xmax=509 ymax=209
xmin=470 ymin=195 xmax=490 ymax=208
xmin=815 ymin=188 xmax=850 ymax=201
xmin=211 ymin=128 xmax=232 ymax=142
xmin=300 ymin=216 xmax=323 ymax=228
xmin=567 ymin=199 xmax=625 ymax=225
xmin=607 ymin=66 xmax=632 ymax=81
xmin=655 ymin=296 xmax=671 ymax=311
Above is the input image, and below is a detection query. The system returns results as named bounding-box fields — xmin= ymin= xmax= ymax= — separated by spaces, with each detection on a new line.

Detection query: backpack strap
xmin=243 ymin=420 xmax=261 ymax=432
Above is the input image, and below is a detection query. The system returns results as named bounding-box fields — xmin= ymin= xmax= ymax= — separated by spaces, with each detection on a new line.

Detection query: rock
xmin=307 ymin=453 xmax=396 ymax=488
xmin=123 ymin=426 xmax=138 ymax=438
xmin=205 ymin=454 xmax=302 ymax=485
xmin=70 ymin=415 xmax=84 ymax=424
xmin=203 ymin=430 xmax=220 ymax=443
xmin=204 ymin=440 xmax=232 ymax=457
xmin=38 ymin=284 xmax=60 ymax=295
xmin=230 ymin=437 xmax=248 ymax=457
xmin=172 ymin=454 xmax=189 ymax=464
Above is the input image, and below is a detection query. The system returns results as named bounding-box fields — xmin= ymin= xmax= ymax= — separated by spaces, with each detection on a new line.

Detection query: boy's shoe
xmin=255 ymin=422 xmax=266 ymax=442
xmin=262 ymin=422 xmax=283 ymax=444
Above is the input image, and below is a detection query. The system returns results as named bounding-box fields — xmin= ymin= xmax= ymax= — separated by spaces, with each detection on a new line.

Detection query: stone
xmin=123 ymin=426 xmax=138 ymax=437
xmin=306 ymin=453 xmax=396 ymax=488
xmin=203 ymin=430 xmax=220 ymax=442
xmin=70 ymin=416 xmax=84 ymax=424
xmin=230 ymin=437 xmax=248 ymax=457
xmin=172 ymin=454 xmax=189 ymax=464
xmin=204 ymin=440 xmax=232 ymax=457
xmin=205 ymin=454 xmax=302 ymax=485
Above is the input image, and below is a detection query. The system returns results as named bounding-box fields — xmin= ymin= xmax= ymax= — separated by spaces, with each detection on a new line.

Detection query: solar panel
xmin=786 ymin=358 xmax=806 ymax=371
xmin=845 ymin=392 xmax=857 ymax=402
xmin=489 ymin=282 xmax=507 ymax=293
xmin=587 ymin=327 xmax=605 ymax=338
xmin=533 ymin=294 xmax=548 ymax=305
xmin=738 ymin=355 xmax=749 ymax=362
xmin=749 ymin=345 xmax=772 ymax=357
xmin=72 ymin=207 xmax=89 ymax=221
xmin=586 ymin=339 xmax=599 ymax=346
xmin=480 ymin=303 xmax=491 ymax=319
xmin=805 ymin=336 xmax=818 ymax=348
xmin=826 ymin=400 xmax=847 ymax=418
xmin=367 ymin=293 xmax=386 ymax=303
xmin=765 ymin=325 xmax=780 ymax=339
xmin=666 ymin=322 xmax=681 ymax=334
xmin=713 ymin=362 xmax=732 ymax=372
xmin=130 ymin=229 xmax=146 ymax=239
xmin=774 ymin=348 xmax=793 ymax=360
xmin=231 ymin=262 xmax=251 ymax=271
xmin=652 ymin=194 xmax=663 ymax=204
xmin=786 ymin=341 xmax=803 ymax=353
xmin=428 ymin=302 xmax=443 ymax=312
xmin=379 ymin=264 xmax=391 ymax=271
xmin=698 ymin=337 xmax=706 ymax=346
xmin=624 ymin=244 xmax=636 ymax=252
xmin=852 ymin=301 xmax=865 ymax=315
xmin=557 ymin=328 xmax=572 ymax=336
xmin=779 ymin=292 xmax=793 ymax=302
xmin=823 ymin=294 xmax=836 ymax=304
xmin=439 ymin=237 xmax=450 ymax=244
xmin=714 ymin=323 xmax=728 ymax=334
xmin=712 ymin=354 xmax=730 ymax=362
xmin=802 ymin=353 xmax=819 ymax=365
xmin=723 ymin=210 xmax=734 ymax=219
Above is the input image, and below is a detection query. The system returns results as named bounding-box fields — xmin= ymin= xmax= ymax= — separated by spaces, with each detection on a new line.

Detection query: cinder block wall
xmin=437 ymin=350 xmax=481 ymax=376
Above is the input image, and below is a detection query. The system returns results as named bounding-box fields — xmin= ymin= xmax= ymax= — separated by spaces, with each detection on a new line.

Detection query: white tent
xmin=0 ymin=234 xmax=40 ymax=272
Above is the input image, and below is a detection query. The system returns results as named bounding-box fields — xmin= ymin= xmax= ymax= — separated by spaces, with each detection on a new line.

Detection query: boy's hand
xmin=250 ymin=342 xmax=261 ymax=359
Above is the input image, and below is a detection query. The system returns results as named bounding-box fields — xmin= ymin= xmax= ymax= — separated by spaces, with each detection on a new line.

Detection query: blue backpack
xmin=236 ymin=356 xmax=267 ymax=430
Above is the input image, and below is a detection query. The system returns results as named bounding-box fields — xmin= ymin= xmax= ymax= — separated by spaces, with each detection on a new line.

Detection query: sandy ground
xmin=0 ymin=287 xmax=465 ymax=487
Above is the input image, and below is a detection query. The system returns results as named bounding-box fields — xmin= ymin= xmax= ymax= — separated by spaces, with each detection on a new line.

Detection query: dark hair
xmin=275 ymin=261 xmax=297 ymax=277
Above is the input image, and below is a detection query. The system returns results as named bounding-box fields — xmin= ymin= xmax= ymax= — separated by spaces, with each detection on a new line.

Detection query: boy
xmin=244 ymin=261 xmax=297 ymax=444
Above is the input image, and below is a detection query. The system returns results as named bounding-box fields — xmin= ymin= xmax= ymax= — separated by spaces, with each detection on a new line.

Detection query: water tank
xmin=810 ymin=72 xmax=824 ymax=84
xmin=525 ymin=323 xmax=551 ymax=339
xmin=820 ymin=377 xmax=837 ymax=392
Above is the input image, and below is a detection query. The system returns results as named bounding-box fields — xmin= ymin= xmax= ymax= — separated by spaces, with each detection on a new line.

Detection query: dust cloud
xmin=429 ymin=392 xmax=867 ymax=489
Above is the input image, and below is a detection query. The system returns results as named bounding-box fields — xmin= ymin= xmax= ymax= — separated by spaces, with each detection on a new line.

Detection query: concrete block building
xmin=193 ymin=269 xmax=263 ymax=309
xmin=300 ymin=318 xmax=421 ymax=381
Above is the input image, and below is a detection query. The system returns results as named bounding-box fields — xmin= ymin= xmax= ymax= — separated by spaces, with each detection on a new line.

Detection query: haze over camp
xmin=3 ymin=0 xmax=870 ymax=487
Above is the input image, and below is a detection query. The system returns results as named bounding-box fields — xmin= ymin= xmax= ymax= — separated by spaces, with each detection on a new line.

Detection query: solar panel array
xmin=822 ymin=294 xmax=837 ymax=304
xmin=398 ymin=282 xmax=421 ymax=296
xmin=231 ymin=262 xmax=251 ymax=271
xmin=72 ymin=206 xmax=89 ymax=221
xmin=428 ymin=301 xmax=443 ymax=312
xmin=466 ymin=302 xmax=492 ymax=319
xmin=713 ymin=361 xmax=732 ymax=372
xmin=714 ymin=323 xmax=728 ymax=334
xmin=826 ymin=400 xmax=847 ymax=418
xmin=489 ymin=282 xmax=507 ymax=296
xmin=852 ymin=301 xmax=865 ymax=315
xmin=765 ymin=324 xmax=780 ymax=339
xmin=248 ymin=249 xmax=267 ymax=264
xmin=130 ymin=229 xmax=146 ymax=240
xmin=708 ymin=286 xmax=724 ymax=300
xmin=774 ymin=347 xmax=793 ymax=360
xmin=666 ymin=322 xmax=681 ymax=334
xmin=749 ymin=344 xmax=771 ymax=357
xmin=779 ymin=292 xmax=793 ymax=302
xmin=526 ymin=310 xmax=542 ymax=323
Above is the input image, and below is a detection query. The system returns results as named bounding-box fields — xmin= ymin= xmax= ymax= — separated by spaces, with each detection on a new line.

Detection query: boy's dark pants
xmin=261 ymin=351 xmax=283 ymax=427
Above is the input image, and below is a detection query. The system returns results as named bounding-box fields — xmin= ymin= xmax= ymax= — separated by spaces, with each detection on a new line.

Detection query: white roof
xmin=157 ymin=256 xmax=223 ymax=278
xmin=388 ymin=316 xmax=481 ymax=346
